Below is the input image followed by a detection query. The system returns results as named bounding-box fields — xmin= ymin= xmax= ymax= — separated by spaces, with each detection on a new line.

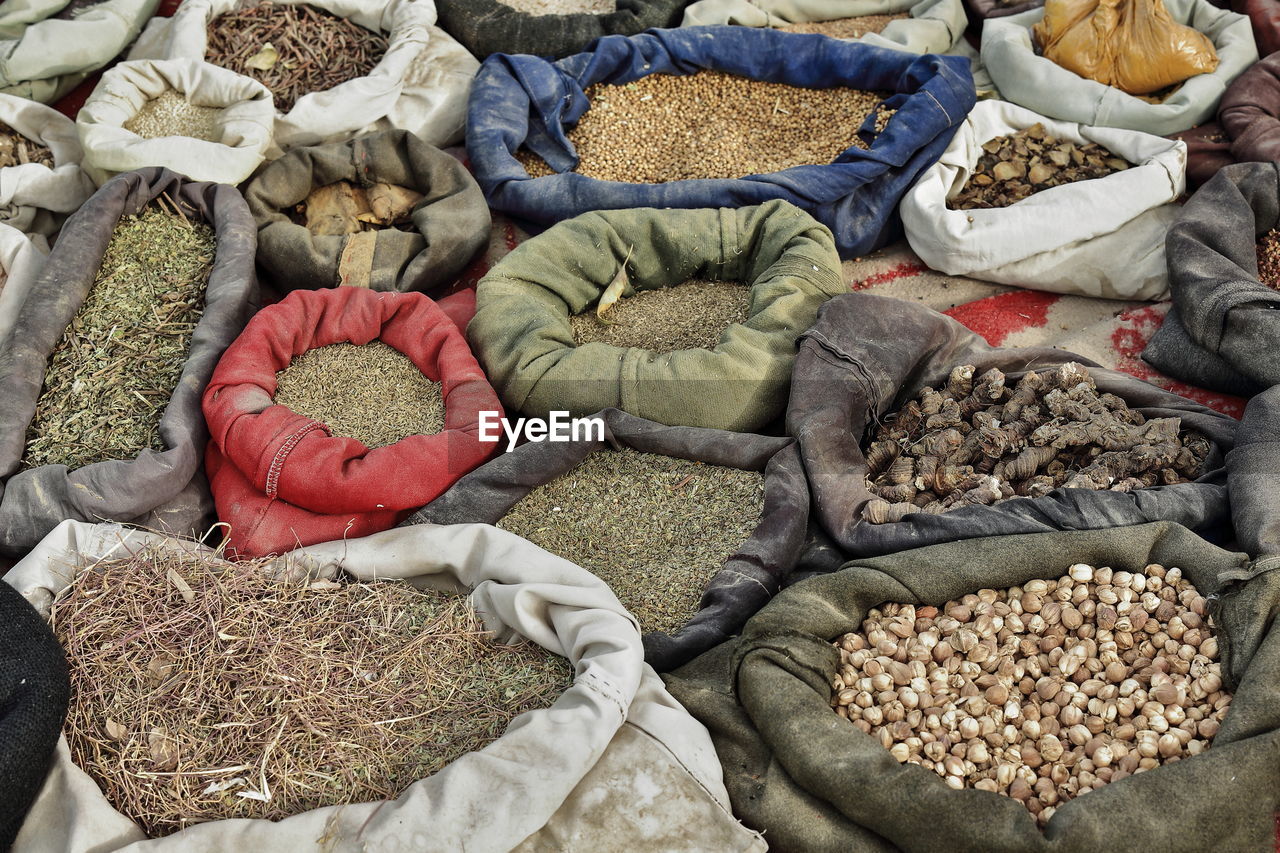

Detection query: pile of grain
xmin=0 ymin=122 xmax=54 ymax=169
xmin=124 ymin=90 xmax=225 ymax=142
xmin=518 ymin=71 xmax=892 ymax=183
xmin=274 ymin=341 xmax=445 ymax=449
xmin=498 ymin=448 xmax=765 ymax=634
xmin=571 ymin=279 xmax=751 ymax=352
xmin=831 ymin=563 xmax=1229 ymax=826
xmin=55 ymin=544 xmax=570 ymax=834
xmin=1256 ymin=227 xmax=1280 ymax=289
xmin=778 ymin=13 xmax=908 ymax=38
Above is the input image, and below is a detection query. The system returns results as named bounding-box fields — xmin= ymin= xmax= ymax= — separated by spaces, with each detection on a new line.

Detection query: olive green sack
xmin=663 ymin=520 xmax=1280 ymax=852
xmin=468 ymin=201 xmax=846 ymax=433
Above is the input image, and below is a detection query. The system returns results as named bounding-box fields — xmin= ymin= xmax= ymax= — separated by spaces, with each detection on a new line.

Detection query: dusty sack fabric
xmin=244 ymin=129 xmax=489 ymax=294
xmin=404 ymin=407 xmax=810 ymax=673
xmin=1170 ymin=122 xmax=1234 ymax=189
xmin=982 ymin=0 xmax=1257 ymax=135
xmin=787 ymin=293 xmax=1239 ymax=560
xmin=0 ymin=93 xmax=94 ymax=237
xmin=76 ymin=58 xmax=275 ymax=187
xmin=7 ymin=519 xmax=767 ymax=853
xmin=467 ymin=27 xmax=976 ymax=259
xmin=0 ymin=0 xmax=160 ymax=103
xmin=1143 ymin=162 xmax=1280 ymax=397
xmin=435 ymin=0 xmax=688 ymax=60
xmin=0 ymin=223 xmax=47 ymax=349
xmin=1233 ymin=0 xmax=1280 ymax=53
xmin=0 ymin=167 xmax=258 ymax=559
xmin=469 ymin=202 xmax=846 ymax=432
xmin=662 ymin=519 xmax=1280 ymax=853
xmin=203 ymin=286 xmax=502 ymax=557
xmin=901 ymin=99 xmax=1183 ymax=299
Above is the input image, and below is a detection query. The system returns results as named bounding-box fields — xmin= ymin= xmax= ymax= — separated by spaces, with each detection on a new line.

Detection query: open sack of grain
xmin=0 ymin=94 xmax=94 ymax=238
xmin=0 ymin=0 xmax=159 ymax=103
xmin=900 ymin=100 xmax=1184 ymax=299
xmin=203 ymin=286 xmax=501 ymax=557
xmin=0 ymin=223 xmax=47 ymax=349
xmin=76 ymin=59 xmax=274 ymax=188
xmin=1143 ymin=163 xmax=1280 ymax=398
xmin=405 ymin=407 xmax=809 ymax=672
xmin=0 ymin=167 xmax=258 ymax=558
xmin=468 ymin=27 xmax=975 ymax=259
xmin=469 ymin=201 xmax=846 ymax=433
xmin=244 ymin=129 xmax=489 ymax=293
xmin=982 ymin=0 xmax=1256 ymax=135
xmin=786 ymin=293 xmax=1239 ymax=560
xmin=6 ymin=518 xmax=767 ymax=852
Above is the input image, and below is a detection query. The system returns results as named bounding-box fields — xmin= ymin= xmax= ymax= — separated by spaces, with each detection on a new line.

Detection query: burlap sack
xmin=244 ymin=129 xmax=489 ymax=293
xmin=8 ymin=518 xmax=767 ymax=853
xmin=0 ymin=93 xmax=94 ymax=237
xmin=0 ymin=167 xmax=258 ymax=558
xmin=469 ymin=201 xmax=846 ymax=433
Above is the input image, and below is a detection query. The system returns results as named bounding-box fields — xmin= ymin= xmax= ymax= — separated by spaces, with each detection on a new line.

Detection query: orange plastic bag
xmin=1033 ymin=0 xmax=1220 ymax=95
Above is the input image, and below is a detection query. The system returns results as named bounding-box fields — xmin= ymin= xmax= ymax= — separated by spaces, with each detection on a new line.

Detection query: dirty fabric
xmin=436 ymin=0 xmax=687 ymax=60
xmin=1233 ymin=0 xmax=1280 ymax=54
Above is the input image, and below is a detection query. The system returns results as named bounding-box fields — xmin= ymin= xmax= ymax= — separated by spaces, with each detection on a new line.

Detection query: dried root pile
xmin=862 ymin=362 xmax=1210 ymax=523
xmin=0 ymin=122 xmax=54 ymax=168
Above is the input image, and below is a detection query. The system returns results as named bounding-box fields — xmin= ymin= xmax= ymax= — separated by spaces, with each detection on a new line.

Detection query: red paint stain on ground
xmin=944 ymin=290 xmax=1058 ymax=347
xmin=851 ymin=260 xmax=928 ymax=291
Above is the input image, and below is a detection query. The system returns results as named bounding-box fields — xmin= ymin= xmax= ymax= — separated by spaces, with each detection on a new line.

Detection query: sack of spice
xmin=7 ymin=519 xmax=765 ymax=851
xmin=76 ymin=59 xmax=274 ymax=188
xmin=469 ymin=201 xmax=846 ymax=433
xmin=900 ymin=100 xmax=1183 ymax=299
xmin=244 ymin=129 xmax=489 ymax=294
xmin=982 ymin=0 xmax=1256 ymax=135
xmin=203 ymin=286 xmax=502 ymax=557
xmin=1142 ymin=163 xmax=1280 ymax=397
xmin=0 ymin=0 xmax=159 ymax=103
xmin=468 ymin=27 xmax=975 ymax=259
xmin=0 ymin=167 xmax=258 ymax=559
xmin=0 ymin=223 xmax=48 ymax=349
xmin=145 ymin=0 xmax=437 ymax=151
xmin=0 ymin=94 xmax=94 ymax=238
xmin=786 ymin=293 xmax=1239 ymax=561
xmin=404 ymin=407 xmax=810 ymax=672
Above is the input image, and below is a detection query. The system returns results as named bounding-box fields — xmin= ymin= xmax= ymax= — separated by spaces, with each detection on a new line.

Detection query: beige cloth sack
xmin=0 ymin=93 xmax=93 ymax=236
xmin=9 ymin=519 xmax=767 ymax=853
xmin=0 ymin=222 xmax=46 ymax=347
xmin=77 ymin=59 xmax=274 ymax=187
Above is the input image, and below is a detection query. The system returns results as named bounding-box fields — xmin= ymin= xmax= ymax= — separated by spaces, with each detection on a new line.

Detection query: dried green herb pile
xmin=22 ymin=205 xmax=214 ymax=471
xmin=570 ymin=279 xmax=751 ymax=352
xmin=273 ymin=341 xmax=445 ymax=449
xmin=0 ymin=122 xmax=54 ymax=169
xmin=1256 ymin=228 xmax=1280 ymax=290
xmin=518 ymin=71 xmax=892 ymax=183
xmin=861 ymin=362 xmax=1210 ymax=523
xmin=54 ymin=544 xmax=570 ymax=835
xmin=949 ymin=124 xmax=1131 ymax=210
xmin=206 ymin=3 xmax=388 ymax=113
xmin=124 ymin=90 xmax=225 ymax=142
xmin=497 ymin=448 xmax=765 ymax=634
xmin=778 ymin=13 xmax=908 ymax=37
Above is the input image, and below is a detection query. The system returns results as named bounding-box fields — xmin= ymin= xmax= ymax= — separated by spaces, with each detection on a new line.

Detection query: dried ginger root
xmin=861 ymin=363 xmax=1210 ymax=524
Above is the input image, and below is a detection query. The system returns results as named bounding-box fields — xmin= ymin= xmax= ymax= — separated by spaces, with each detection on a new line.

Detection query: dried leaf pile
xmin=949 ymin=124 xmax=1131 ymax=210
xmin=778 ymin=13 xmax=908 ymax=37
xmin=831 ymin=563 xmax=1230 ymax=827
xmin=124 ymin=90 xmax=225 ymax=142
xmin=571 ymin=279 xmax=751 ymax=352
xmin=295 ymin=181 xmax=423 ymax=237
xmin=274 ymin=341 xmax=445 ymax=449
xmin=861 ymin=362 xmax=1210 ymax=523
xmin=0 ymin=122 xmax=54 ymax=169
xmin=22 ymin=204 xmax=214 ymax=471
xmin=206 ymin=3 xmax=388 ymax=113
xmin=1256 ymin=227 xmax=1280 ymax=290
xmin=54 ymin=545 xmax=571 ymax=835
xmin=497 ymin=449 xmax=765 ymax=634
xmin=518 ymin=71 xmax=892 ymax=183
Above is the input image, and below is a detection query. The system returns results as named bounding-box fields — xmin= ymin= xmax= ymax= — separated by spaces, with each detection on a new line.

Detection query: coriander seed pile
xmin=517 ymin=71 xmax=892 ymax=183
xmin=831 ymin=563 xmax=1230 ymax=826
xmin=1256 ymin=228 xmax=1280 ymax=290
xmin=273 ymin=341 xmax=445 ymax=449
xmin=497 ymin=449 xmax=765 ymax=634
xmin=571 ymin=279 xmax=751 ymax=352
xmin=778 ymin=13 xmax=908 ymax=37
xmin=124 ymin=90 xmax=225 ymax=142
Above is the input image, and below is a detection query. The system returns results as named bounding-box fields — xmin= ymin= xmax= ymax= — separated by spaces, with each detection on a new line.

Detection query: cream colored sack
xmin=0 ymin=222 xmax=46 ymax=347
xmin=0 ymin=94 xmax=93 ymax=236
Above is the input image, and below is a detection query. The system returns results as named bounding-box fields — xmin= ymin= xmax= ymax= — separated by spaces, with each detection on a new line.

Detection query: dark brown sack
xmin=1170 ymin=123 xmax=1237 ymax=189
xmin=966 ymin=0 xmax=1044 ymax=20
xmin=787 ymin=293 xmax=1239 ymax=560
xmin=0 ymin=167 xmax=258 ymax=557
xmin=402 ymin=407 xmax=809 ymax=671
xmin=1220 ymin=52 xmax=1280 ymax=166
xmin=1232 ymin=0 xmax=1280 ymax=54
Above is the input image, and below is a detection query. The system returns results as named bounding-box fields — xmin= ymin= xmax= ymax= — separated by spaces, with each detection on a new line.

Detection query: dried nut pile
xmin=861 ymin=362 xmax=1210 ymax=524
xmin=831 ymin=563 xmax=1230 ymax=827
xmin=518 ymin=71 xmax=892 ymax=183
xmin=0 ymin=122 xmax=54 ymax=169
xmin=206 ymin=3 xmax=387 ymax=113
xmin=497 ymin=0 xmax=613 ymax=12
xmin=949 ymin=124 xmax=1131 ymax=210
xmin=571 ymin=279 xmax=751 ymax=352
xmin=778 ymin=13 xmax=908 ymax=37
xmin=1256 ymin=228 xmax=1280 ymax=290
xmin=124 ymin=90 xmax=225 ymax=142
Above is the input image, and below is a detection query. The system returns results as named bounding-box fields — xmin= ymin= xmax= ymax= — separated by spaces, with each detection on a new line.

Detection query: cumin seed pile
xmin=571 ymin=279 xmax=751 ymax=352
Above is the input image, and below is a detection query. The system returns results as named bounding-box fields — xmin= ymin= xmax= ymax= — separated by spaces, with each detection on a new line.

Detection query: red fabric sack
xmin=203 ymin=286 xmax=501 ymax=556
